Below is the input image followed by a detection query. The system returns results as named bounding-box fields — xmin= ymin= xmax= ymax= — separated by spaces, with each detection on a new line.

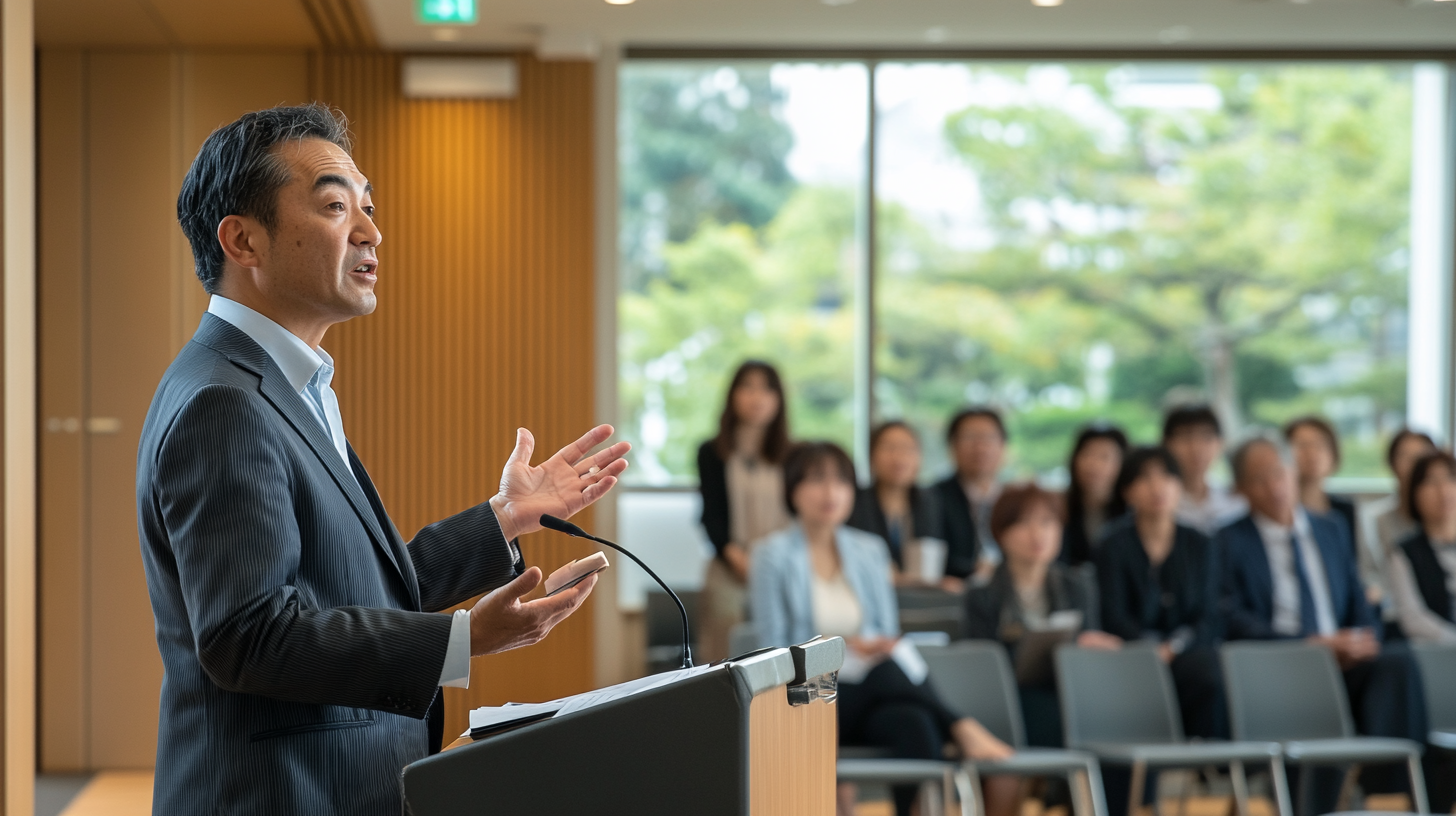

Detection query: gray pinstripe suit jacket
xmin=137 ymin=314 xmax=521 ymax=815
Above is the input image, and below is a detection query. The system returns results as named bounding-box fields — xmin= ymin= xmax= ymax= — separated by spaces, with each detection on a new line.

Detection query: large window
xmin=621 ymin=59 xmax=1437 ymax=487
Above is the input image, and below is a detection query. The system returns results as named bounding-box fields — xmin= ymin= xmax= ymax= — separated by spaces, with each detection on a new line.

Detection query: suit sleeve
xmin=1219 ymin=529 xmax=1279 ymax=641
xmin=1096 ymin=541 xmax=1141 ymax=641
xmin=407 ymin=501 xmax=520 ymax=613
xmin=698 ymin=442 xmax=732 ymax=559
xmin=1327 ymin=520 xmax=1379 ymax=632
xmin=154 ymin=385 xmax=449 ymax=718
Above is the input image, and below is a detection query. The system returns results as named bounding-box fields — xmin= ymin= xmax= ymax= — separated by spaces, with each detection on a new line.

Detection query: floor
xmin=35 ymin=772 xmax=1420 ymax=816
xmin=36 ymin=773 xmax=151 ymax=816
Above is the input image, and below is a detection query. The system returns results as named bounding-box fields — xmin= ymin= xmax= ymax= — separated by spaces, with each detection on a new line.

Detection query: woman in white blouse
xmin=751 ymin=440 xmax=1013 ymax=816
xmin=1389 ymin=450 xmax=1456 ymax=643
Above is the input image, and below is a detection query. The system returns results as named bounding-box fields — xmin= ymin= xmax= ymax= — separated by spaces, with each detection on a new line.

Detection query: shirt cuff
xmin=438 ymin=609 xmax=472 ymax=688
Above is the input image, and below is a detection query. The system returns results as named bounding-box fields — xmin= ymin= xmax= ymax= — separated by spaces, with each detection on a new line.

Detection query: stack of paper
xmin=465 ymin=663 xmax=722 ymax=740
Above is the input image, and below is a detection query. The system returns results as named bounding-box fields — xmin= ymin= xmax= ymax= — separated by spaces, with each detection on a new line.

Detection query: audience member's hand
xmin=1310 ymin=628 xmax=1378 ymax=669
xmin=723 ymin=543 xmax=750 ymax=582
xmin=952 ymin=718 xmax=1014 ymax=761
xmin=468 ymin=566 xmax=597 ymax=657
xmin=488 ymin=424 xmax=630 ymax=542
xmin=846 ymin=636 xmax=897 ymax=658
xmin=1157 ymin=642 xmax=1175 ymax=664
xmin=938 ymin=575 xmax=966 ymax=594
xmin=973 ymin=560 xmax=997 ymax=583
xmin=1076 ymin=630 xmax=1123 ymax=651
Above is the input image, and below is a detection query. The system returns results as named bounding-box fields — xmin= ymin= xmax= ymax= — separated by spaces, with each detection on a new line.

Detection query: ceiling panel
xmin=37 ymin=0 xmax=319 ymax=47
xmin=360 ymin=0 xmax=1456 ymax=53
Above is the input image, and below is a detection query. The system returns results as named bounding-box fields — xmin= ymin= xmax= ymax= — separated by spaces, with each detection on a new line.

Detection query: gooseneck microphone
xmin=539 ymin=514 xmax=693 ymax=669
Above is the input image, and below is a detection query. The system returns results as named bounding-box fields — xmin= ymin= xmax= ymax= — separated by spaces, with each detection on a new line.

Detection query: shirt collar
xmin=207 ymin=295 xmax=331 ymax=394
xmin=1252 ymin=507 xmax=1313 ymax=542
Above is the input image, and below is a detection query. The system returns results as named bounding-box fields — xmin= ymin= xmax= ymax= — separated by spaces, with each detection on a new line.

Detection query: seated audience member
xmin=751 ymin=441 xmax=1015 ymax=816
xmin=935 ymin=406 xmax=1007 ymax=589
xmin=1061 ymin=424 xmax=1129 ymax=567
xmin=1360 ymin=428 xmax=1438 ymax=613
xmin=1098 ymin=447 xmax=1226 ymax=739
xmin=1285 ymin=416 xmax=1358 ymax=545
xmin=849 ymin=421 xmax=944 ymax=579
xmin=696 ymin=360 xmax=793 ymax=662
xmin=1162 ymin=405 xmax=1246 ymax=536
xmin=1219 ymin=436 xmax=1439 ymax=813
xmin=1389 ymin=451 xmax=1456 ymax=644
xmin=963 ymin=484 xmax=1121 ymax=749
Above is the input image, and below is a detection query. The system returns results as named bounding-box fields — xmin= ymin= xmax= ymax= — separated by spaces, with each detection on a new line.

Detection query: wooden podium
xmin=402 ymin=637 xmax=845 ymax=816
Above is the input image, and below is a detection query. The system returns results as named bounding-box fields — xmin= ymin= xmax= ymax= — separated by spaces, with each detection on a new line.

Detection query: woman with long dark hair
xmin=1060 ymin=424 xmax=1128 ymax=567
xmin=696 ymin=360 xmax=794 ymax=662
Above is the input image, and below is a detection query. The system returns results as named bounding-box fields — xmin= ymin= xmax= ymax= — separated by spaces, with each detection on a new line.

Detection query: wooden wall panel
xmin=37 ymin=48 xmax=310 ymax=771
xmin=312 ymin=53 xmax=599 ymax=742
xmin=37 ymin=48 xmax=87 ymax=772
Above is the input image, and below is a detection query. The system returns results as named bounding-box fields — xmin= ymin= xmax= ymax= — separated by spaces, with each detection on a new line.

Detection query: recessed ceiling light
xmin=822 ymin=0 xmax=856 ymax=5
xmin=605 ymin=0 xmax=636 ymax=5
xmin=1031 ymin=0 xmax=1064 ymax=7
xmin=431 ymin=28 xmax=461 ymax=41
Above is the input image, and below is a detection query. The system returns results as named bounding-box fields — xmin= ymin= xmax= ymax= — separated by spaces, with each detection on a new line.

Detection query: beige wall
xmin=38 ymin=49 xmax=310 ymax=770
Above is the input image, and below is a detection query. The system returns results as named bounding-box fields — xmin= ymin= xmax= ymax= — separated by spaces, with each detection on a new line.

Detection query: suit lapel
xmin=349 ymin=445 xmax=423 ymax=611
xmin=1236 ymin=517 xmax=1277 ymax=623
xmin=192 ymin=315 xmax=405 ymax=582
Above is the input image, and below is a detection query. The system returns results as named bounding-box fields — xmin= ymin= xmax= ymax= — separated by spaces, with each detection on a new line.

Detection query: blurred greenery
xmin=619 ymin=62 xmax=1413 ymax=485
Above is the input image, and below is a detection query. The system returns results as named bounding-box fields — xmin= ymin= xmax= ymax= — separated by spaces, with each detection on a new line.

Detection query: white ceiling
xmin=361 ymin=0 xmax=1456 ymax=54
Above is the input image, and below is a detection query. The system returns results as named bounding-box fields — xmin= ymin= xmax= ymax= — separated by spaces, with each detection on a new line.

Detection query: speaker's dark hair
xmin=177 ymin=104 xmax=352 ymax=294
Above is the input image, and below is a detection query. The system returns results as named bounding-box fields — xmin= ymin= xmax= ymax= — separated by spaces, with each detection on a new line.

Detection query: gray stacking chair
xmin=833 ymin=759 xmax=976 ymax=816
xmin=1411 ymin=643 xmax=1456 ymax=751
xmin=1056 ymin=645 xmax=1292 ymax=816
xmin=922 ymin=641 xmax=1108 ymax=816
xmin=1220 ymin=641 xmax=1429 ymax=815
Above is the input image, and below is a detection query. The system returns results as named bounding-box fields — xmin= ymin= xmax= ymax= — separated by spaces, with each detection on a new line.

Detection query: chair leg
xmin=1268 ymin=755 xmax=1293 ymax=816
xmin=967 ymin=765 xmax=986 ymax=816
xmin=1408 ymin=752 xmax=1431 ymax=814
xmin=942 ymin=768 xmax=956 ymax=816
xmin=1296 ymin=761 xmax=1312 ymax=816
xmin=1084 ymin=760 xmax=1110 ymax=816
xmin=1228 ymin=761 xmax=1251 ymax=816
xmin=1130 ymin=761 xmax=1148 ymax=816
xmin=1333 ymin=765 xmax=1360 ymax=813
xmin=954 ymin=767 xmax=979 ymax=816
xmin=1177 ymin=770 xmax=1191 ymax=816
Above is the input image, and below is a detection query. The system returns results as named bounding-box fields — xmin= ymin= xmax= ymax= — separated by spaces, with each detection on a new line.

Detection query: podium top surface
xmin=728 ymin=636 xmax=845 ymax=697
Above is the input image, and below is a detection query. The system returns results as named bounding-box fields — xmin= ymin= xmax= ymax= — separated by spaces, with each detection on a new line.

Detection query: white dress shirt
xmin=207 ymin=296 xmax=472 ymax=688
xmin=1177 ymin=485 xmax=1248 ymax=537
xmin=1252 ymin=509 xmax=1338 ymax=637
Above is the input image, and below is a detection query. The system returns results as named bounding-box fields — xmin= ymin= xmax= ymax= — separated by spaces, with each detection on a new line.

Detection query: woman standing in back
xmin=1060 ymin=424 xmax=1129 ymax=567
xmin=696 ymin=360 xmax=794 ymax=662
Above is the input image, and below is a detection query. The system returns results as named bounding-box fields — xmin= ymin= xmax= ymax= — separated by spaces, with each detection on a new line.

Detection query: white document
xmin=463 ymin=663 xmax=723 ymax=738
xmin=467 ymin=699 xmax=567 ymax=733
xmin=837 ymin=638 xmax=929 ymax=686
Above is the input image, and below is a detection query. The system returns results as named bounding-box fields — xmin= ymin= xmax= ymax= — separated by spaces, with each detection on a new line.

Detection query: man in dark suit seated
xmin=139 ymin=104 xmax=629 ymax=814
xmin=1218 ymin=436 xmax=1430 ymax=813
xmin=933 ymin=406 xmax=1004 ymax=591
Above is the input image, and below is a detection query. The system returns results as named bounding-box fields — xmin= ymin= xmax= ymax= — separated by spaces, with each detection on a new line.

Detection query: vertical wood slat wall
xmin=312 ymin=53 xmax=599 ymax=743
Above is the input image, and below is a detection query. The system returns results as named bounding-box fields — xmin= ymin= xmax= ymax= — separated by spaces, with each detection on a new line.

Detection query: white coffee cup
xmin=905 ymin=537 xmax=948 ymax=584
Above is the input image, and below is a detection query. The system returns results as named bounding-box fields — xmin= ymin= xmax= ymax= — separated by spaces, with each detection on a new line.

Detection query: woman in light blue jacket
xmin=750 ymin=441 xmax=1013 ymax=816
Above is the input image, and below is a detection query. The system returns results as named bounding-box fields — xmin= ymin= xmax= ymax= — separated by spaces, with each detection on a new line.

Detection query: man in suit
xmin=139 ymin=104 xmax=629 ymax=814
xmin=932 ymin=406 xmax=1002 ymax=590
xmin=1217 ymin=436 xmax=1429 ymax=813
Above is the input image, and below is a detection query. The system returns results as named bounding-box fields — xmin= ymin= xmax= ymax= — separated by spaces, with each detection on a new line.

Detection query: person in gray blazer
xmin=140 ymin=104 xmax=628 ymax=815
xmin=750 ymin=441 xmax=1013 ymax=816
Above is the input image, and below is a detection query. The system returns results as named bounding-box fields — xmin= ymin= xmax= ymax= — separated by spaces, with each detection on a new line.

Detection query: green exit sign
xmin=418 ymin=0 xmax=477 ymax=24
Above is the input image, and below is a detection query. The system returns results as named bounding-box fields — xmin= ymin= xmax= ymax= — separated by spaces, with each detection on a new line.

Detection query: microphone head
xmin=539 ymin=514 xmax=589 ymax=538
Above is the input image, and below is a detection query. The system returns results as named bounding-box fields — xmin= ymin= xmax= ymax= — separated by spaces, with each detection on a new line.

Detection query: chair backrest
xmin=1220 ymin=641 xmax=1353 ymax=741
xmin=1055 ymin=645 xmax=1184 ymax=747
xmin=921 ymin=641 xmax=1027 ymax=748
xmin=1412 ymin=643 xmax=1456 ymax=732
xmin=727 ymin=622 xmax=759 ymax=658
